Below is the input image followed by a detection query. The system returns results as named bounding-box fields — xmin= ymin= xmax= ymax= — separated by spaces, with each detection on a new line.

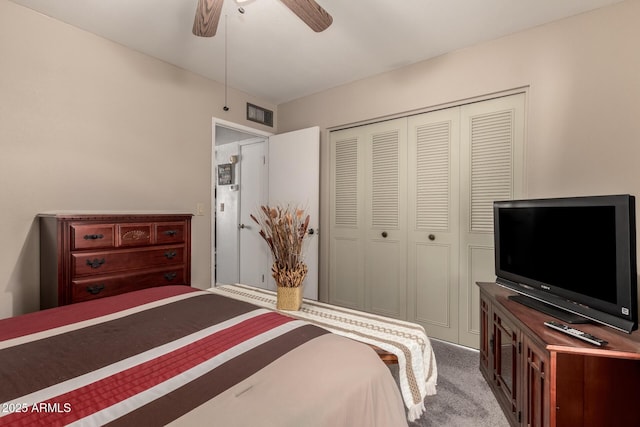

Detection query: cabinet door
xmin=493 ymin=306 xmax=520 ymax=426
xmin=479 ymin=292 xmax=491 ymax=376
xmin=364 ymin=118 xmax=407 ymax=318
xmin=523 ymin=337 xmax=550 ymax=427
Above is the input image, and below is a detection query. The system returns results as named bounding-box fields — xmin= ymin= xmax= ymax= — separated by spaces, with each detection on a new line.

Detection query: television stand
xmin=479 ymin=282 xmax=640 ymax=427
xmin=508 ymin=294 xmax=590 ymax=324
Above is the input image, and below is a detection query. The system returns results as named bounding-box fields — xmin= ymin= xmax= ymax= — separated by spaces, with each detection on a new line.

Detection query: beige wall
xmin=0 ymin=0 xmax=276 ymax=318
xmin=3 ymin=0 xmax=640 ymax=318
xmin=277 ymin=0 xmax=640 ymax=301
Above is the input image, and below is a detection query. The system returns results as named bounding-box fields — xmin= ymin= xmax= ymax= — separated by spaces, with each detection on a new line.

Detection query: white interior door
xmin=239 ymin=140 xmax=269 ymax=287
xmin=364 ymin=118 xmax=407 ymax=318
xmin=268 ymin=127 xmax=320 ymax=300
xmin=457 ymin=93 xmax=525 ymax=348
xmin=407 ymin=108 xmax=461 ymax=343
xmin=215 ymin=142 xmax=240 ymax=285
xmin=329 ymin=127 xmax=366 ymax=310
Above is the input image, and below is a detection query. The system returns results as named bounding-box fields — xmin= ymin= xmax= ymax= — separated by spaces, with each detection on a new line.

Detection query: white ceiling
xmin=9 ymin=0 xmax=625 ymax=105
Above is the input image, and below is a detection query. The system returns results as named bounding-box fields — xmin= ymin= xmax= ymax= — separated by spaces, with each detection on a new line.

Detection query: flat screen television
xmin=493 ymin=194 xmax=638 ymax=333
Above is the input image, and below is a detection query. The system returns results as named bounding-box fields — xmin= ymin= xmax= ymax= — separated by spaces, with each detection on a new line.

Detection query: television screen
xmin=498 ymin=205 xmax=617 ymax=304
xmin=494 ymin=194 xmax=637 ymax=333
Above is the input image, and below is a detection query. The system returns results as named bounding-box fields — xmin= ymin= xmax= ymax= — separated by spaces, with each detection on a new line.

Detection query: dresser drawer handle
xmin=86 ymin=284 xmax=105 ymax=295
xmin=84 ymin=234 xmax=104 ymax=240
xmin=164 ymin=272 xmax=177 ymax=281
xmin=164 ymin=230 xmax=178 ymax=237
xmin=164 ymin=251 xmax=177 ymax=259
xmin=86 ymin=258 xmax=106 ymax=269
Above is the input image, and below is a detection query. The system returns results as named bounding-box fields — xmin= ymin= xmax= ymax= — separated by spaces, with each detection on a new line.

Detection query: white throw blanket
xmin=209 ymin=283 xmax=438 ymax=422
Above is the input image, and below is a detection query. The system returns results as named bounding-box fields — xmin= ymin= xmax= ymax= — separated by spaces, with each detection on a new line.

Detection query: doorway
xmin=212 ymin=119 xmax=320 ymax=299
xmin=213 ymin=120 xmax=272 ymax=287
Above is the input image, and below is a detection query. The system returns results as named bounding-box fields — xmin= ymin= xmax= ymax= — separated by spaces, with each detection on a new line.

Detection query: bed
xmin=0 ymin=286 xmax=408 ymax=426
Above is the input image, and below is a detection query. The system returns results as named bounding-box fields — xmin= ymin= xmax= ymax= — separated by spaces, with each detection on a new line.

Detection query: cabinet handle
xmin=490 ymin=334 xmax=495 ymax=354
xmin=164 ymin=250 xmax=177 ymax=259
xmin=381 ymin=231 xmax=388 ymax=238
xmin=164 ymin=272 xmax=177 ymax=281
xmin=86 ymin=284 xmax=105 ymax=295
xmin=164 ymin=230 xmax=178 ymax=236
xmin=86 ymin=258 xmax=106 ymax=269
xmin=84 ymin=234 xmax=104 ymax=240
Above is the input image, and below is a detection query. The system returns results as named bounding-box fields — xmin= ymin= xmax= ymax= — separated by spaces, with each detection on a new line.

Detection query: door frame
xmin=211 ymin=118 xmax=273 ymax=286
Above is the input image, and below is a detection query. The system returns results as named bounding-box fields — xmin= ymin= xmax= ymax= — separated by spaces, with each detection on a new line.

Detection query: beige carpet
xmin=389 ymin=338 xmax=508 ymax=427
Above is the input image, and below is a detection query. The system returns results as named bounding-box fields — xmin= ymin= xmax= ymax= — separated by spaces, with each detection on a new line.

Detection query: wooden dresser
xmin=478 ymin=282 xmax=640 ymax=427
xmin=39 ymin=213 xmax=192 ymax=308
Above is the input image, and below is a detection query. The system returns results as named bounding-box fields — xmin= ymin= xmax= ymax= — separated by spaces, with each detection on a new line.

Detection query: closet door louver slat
xmin=334 ymin=137 xmax=359 ymax=228
xmin=371 ymin=130 xmax=400 ymax=229
xmin=470 ymin=110 xmax=514 ymax=233
xmin=415 ymin=121 xmax=451 ymax=231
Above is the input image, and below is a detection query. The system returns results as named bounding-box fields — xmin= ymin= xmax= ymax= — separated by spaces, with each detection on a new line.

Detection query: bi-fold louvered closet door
xmin=329 ymin=93 xmax=525 ymax=348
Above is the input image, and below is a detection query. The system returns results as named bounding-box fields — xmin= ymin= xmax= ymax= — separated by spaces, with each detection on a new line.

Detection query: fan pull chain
xmin=223 ymin=14 xmax=229 ymax=111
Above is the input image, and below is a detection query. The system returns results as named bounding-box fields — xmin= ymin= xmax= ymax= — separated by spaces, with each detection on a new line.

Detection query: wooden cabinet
xmin=40 ymin=213 xmax=192 ymax=308
xmin=479 ymin=282 xmax=640 ymax=427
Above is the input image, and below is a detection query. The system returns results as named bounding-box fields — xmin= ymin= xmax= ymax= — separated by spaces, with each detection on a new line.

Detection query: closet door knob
xmin=381 ymin=231 xmax=388 ymax=238
xmin=428 ymin=234 xmax=436 ymax=241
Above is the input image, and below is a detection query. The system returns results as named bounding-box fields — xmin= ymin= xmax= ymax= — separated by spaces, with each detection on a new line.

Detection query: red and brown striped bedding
xmin=0 ymin=286 xmax=407 ymax=426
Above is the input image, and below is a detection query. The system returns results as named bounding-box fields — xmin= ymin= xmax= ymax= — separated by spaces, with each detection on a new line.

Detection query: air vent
xmin=246 ymin=103 xmax=273 ymax=127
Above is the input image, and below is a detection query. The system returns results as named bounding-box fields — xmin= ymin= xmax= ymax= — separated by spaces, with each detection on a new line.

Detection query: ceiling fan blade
xmin=280 ymin=0 xmax=333 ymax=32
xmin=193 ymin=0 xmax=224 ymax=37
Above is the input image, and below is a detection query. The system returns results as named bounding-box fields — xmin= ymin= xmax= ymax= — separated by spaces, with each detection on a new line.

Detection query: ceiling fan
xmin=192 ymin=0 xmax=333 ymax=37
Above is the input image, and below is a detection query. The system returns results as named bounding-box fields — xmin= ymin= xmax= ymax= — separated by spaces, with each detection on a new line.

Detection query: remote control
xmin=544 ymin=321 xmax=608 ymax=347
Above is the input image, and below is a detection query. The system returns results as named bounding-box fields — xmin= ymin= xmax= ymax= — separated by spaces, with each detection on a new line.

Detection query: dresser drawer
xmin=156 ymin=222 xmax=187 ymax=244
xmin=72 ymin=245 xmax=185 ymax=277
xmin=71 ymin=267 xmax=187 ymax=303
xmin=117 ymin=223 xmax=153 ymax=247
xmin=71 ymin=224 xmax=115 ymax=250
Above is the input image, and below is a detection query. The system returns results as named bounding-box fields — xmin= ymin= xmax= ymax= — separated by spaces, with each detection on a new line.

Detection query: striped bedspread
xmin=0 ymin=286 xmax=407 ymax=426
xmin=210 ymin=283 xmax=438 ymax=422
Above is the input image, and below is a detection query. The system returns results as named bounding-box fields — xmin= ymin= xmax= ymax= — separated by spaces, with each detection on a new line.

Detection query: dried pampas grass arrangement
xmin=250 ymin=204 xmax=310 ymax=288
